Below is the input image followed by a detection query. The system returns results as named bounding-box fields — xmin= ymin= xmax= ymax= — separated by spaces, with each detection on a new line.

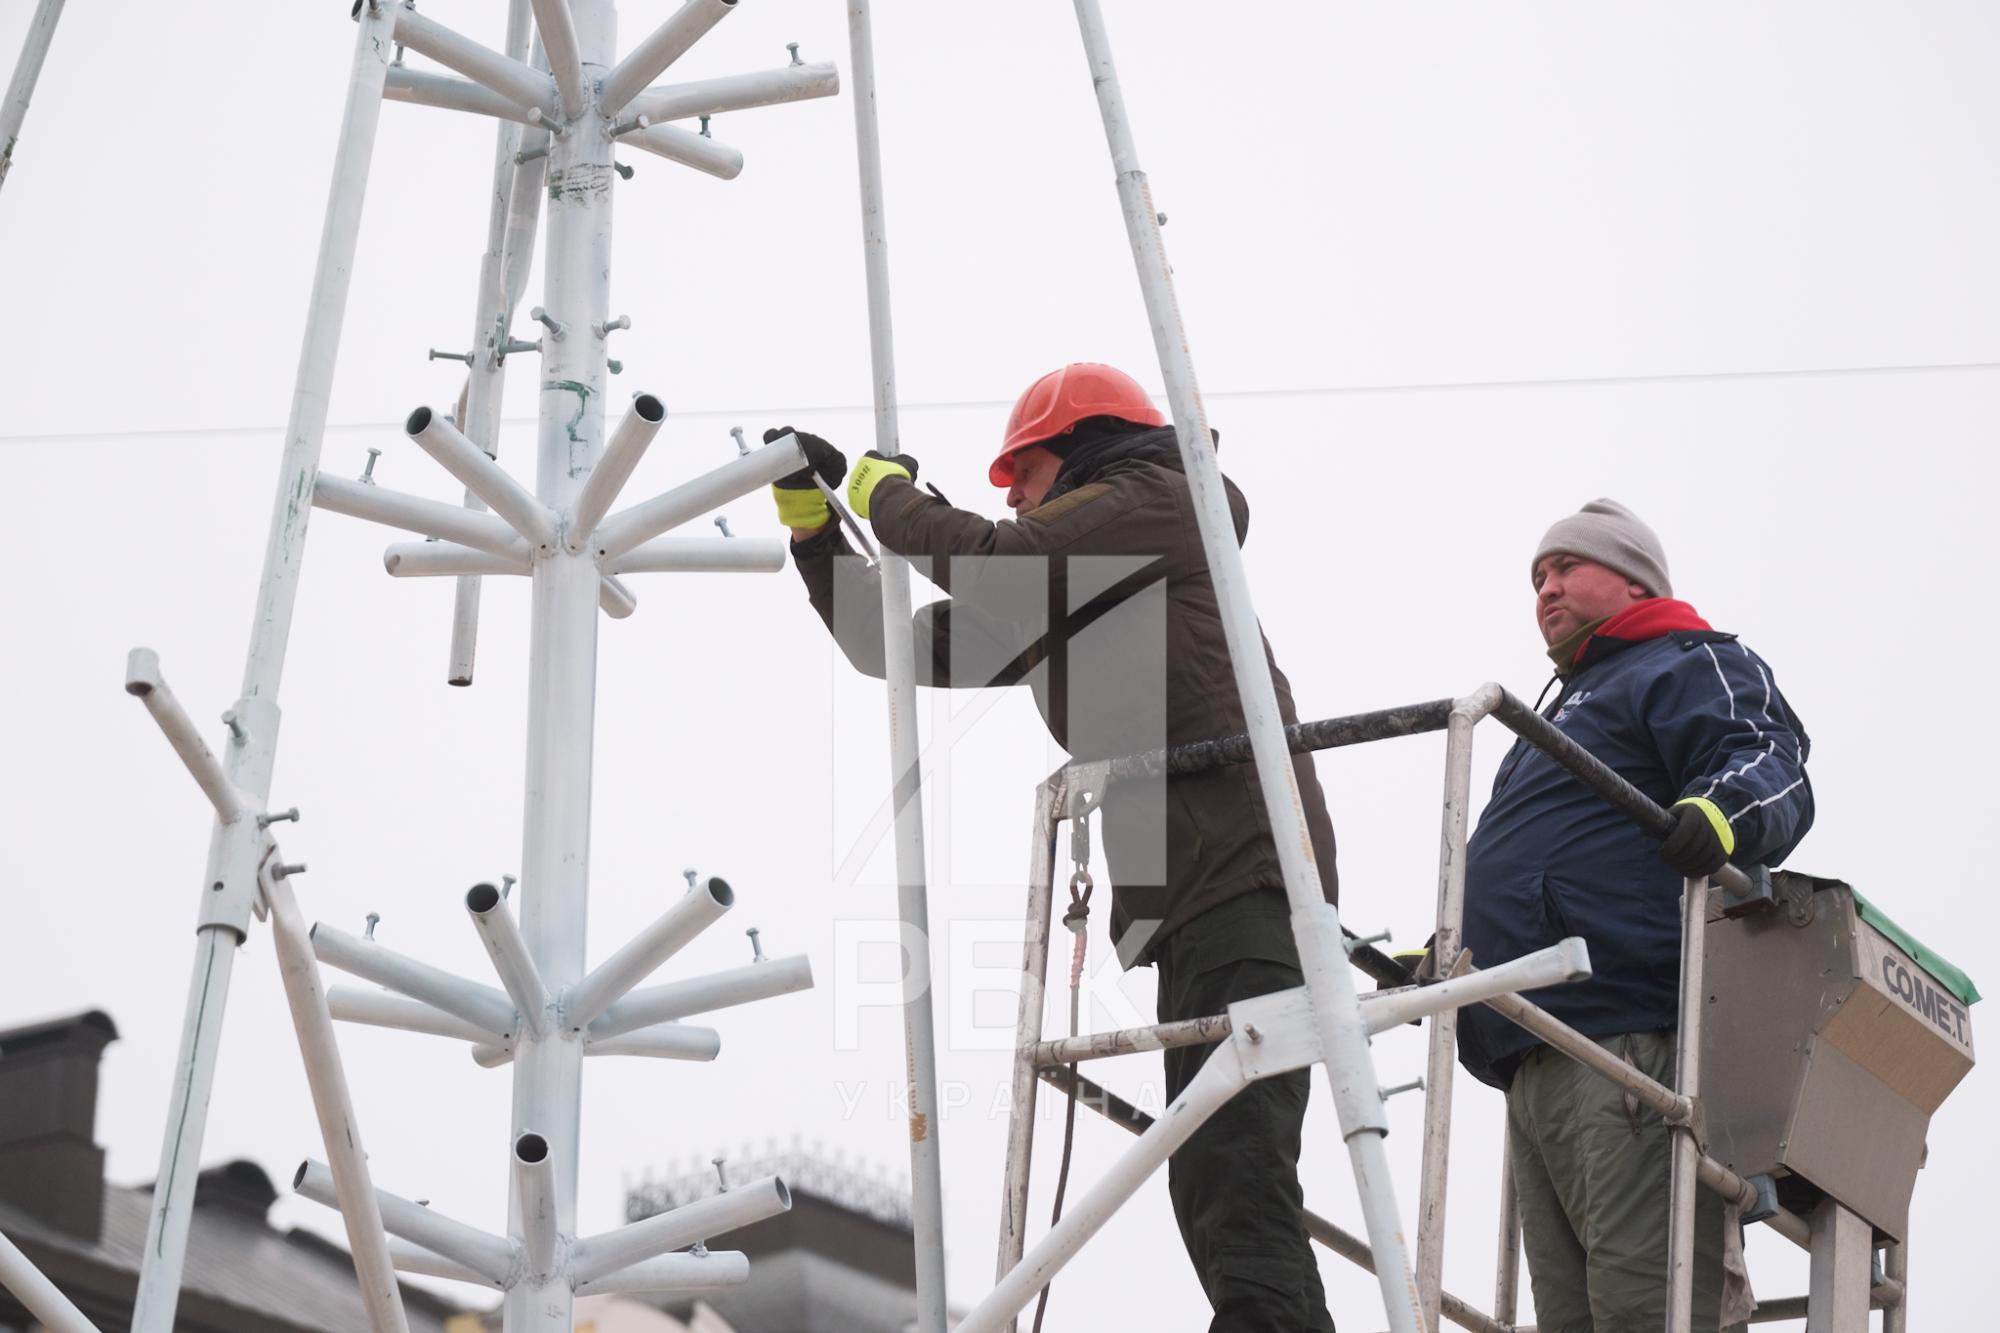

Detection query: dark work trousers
xmin=1157 ymin=888 xmax=1337 ymax=1332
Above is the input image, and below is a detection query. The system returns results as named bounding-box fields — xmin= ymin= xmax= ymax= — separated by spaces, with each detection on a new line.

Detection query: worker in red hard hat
xmin=767 ymin=362 xmax=1344 ymax=1331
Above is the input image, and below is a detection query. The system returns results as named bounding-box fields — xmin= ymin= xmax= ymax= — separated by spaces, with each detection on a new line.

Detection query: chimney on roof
xmin=0 ymin=1010 xmax=118 ymax=1241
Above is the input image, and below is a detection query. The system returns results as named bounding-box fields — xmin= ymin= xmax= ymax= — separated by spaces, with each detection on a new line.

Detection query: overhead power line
xmin=2 ymin=356 xmax=1996 ymax=446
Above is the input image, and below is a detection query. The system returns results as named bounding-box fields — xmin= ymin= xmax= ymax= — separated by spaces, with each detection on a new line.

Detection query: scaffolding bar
xmin=391 ymin=5 xmax=554 ymax=120
xmin=530 ymin=0 xmax=586 ymax=121
xmin=327 ymin=987 xmax=498 ymax=1044
xmin=384 ymin=67 xmax=538 ymax=125
xmin=466 ymin=882 xmax=551 ymax=1037
xmin=1664 ymin=875 xmax=1711 ymax=1331
xmin=1028 ymin=1011 xmax=1232 ymax=1067
xmin=566 ymin=876 xmax=735 ymax=1028
xmin=607 ymin=536 xmax=787 ymax=574
xmin=572 ymin=1251 xmax=751 ymax=1297
xmin=406 ymin=407 xmax=557 ymax=549
xmin=314 ymin=474 xmax=533 ymax=561
xmin=0 ymin=0 xmax=67 ymax=191
xmin=387 ymin=1239 xmax=500 ymax=1288
xmin=846 ymin=3 xmax=947 ymax=1328
xmin=616 ymin=120 xmax=745 ymax=178
xmin=566 ymin=393 xmax=668 ymax=550
xmin=294 ymin=1160 xmax=515 ymax=1285
xmin=1105 ymin=697 xmax=1456 ymax=781
xmin=592 ymin=437 xmax=803 ymax=558
xmin=311 ymin=922 xmax=517 ymax=1039
xmin=569 ymin=1176 xmax=791 ymax=1285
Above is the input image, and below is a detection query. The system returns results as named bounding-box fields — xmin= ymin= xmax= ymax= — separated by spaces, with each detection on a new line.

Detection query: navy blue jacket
xmin=1457 ymin=601 xmax=1814 ymax=1089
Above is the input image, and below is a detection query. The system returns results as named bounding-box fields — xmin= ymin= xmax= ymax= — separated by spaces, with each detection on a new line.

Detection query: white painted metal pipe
xmin=1493 ymin=1127 xmax=1521 ymax=1327
xmin=1362 ymin=938 xmax=1592 ymax=1035
xmin=994 ymin=777 xmax=1063 ymax=1297
xmin=387 ymin=1239 xmax=500 ymax=1288
xmin=600 ymin=0 xmax=738 ymax=115
xmin=0 ymin=0 xmax=68 ymax=192
xmin=529 ymin=0 xmax=587 ymax=121
xmin=1664 ymin=876 xmax=1709 ymax=1333
xmin=295 ymin=1159 xmax=515 ymax=1285
xmin=384 ymin=67 xmax=538 ymax=126
xmin=593 ymin=436 xmax=802 ymax=558
xmin=566 ymin=393 xmax=667 ymax=552
xmin=625 ymin=62 xmax=839 ymax=125
xmin=467 ymin=882 xmax=551 ymax=1037
xmin=1068 ymin=5 xmax=1423 ymax=1329
xmin=385 ymin=542 xmax=532 ymax=578
xmin=590 ymin=952 xmax=812 ymax=1039
xmin=265 ymin=874 xmax=411 ymax=1333
xmin=1418 ymin=688 xmax=1499 ymax=1331
xmin=569 ymin=1175 xmax=790 ymax=1285
xmin=311 ymin=922 xmax=516 ymax=1038
xmin=450 ymin=14 xmax=547 ymax=687
xmin=566 ymin=876 xmax=735 ymax=1027
xmin=514 ymin=1132 xmax=559 ymax=1277
xmin=606 ymin=536 xmax=786 ymax=575
xmin=328 ymin=986 xmax=498 ymax=1044
xmin=573 ymin=1250 xmax=750 ymax=1297
xmin=390 ymin=4 xmax=555 ymax=120
xmin=0 ymin=1228 xmax=96 ymax=1333
xmin=599 ymin=572 xmax=638 ymax=618
xmin=616 ymin=121 xmax=744 ymax=180
xmin=407 ymin=407 xmax=557 ymax=549
xmin=134 ymin=8 xmax=399 ymax=1329
xmin=959 ymin=1041 xmax=1246 ymax=1333
xmin=846 ymin=6 xmax=947 ymax=1325
xmin=123 ymin=648 xmax=248 ymax=824
xmin=584 ymin=1022 xmax=721 ymax=1060
xmin=315 ymin=474 xmax=532 ymax=561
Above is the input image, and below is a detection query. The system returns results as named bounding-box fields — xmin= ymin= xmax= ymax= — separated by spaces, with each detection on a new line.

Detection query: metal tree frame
xmin=987 ymin=686 xmax=1915 ymax=1333
xmin=1 ymin=2 xmax=849 ymax=1331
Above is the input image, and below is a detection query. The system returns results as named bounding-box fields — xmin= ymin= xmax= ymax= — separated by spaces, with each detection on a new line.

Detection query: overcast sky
xmin=2 ymin=2 xmax=1995 ymax=1329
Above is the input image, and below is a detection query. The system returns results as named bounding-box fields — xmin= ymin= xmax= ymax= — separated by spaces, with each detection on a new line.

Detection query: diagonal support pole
xmin=129 ymin=6 xmax=401 ymax=1327
xmin=0 ymin=0 xmax=68 ymax=192
xmin=1067 ymin=4 xmax=1425 ymax=1329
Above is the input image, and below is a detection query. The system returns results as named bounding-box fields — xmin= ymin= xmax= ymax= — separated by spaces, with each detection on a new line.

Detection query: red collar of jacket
xmin=1571 ymin=598 xmax=1713 ymax=668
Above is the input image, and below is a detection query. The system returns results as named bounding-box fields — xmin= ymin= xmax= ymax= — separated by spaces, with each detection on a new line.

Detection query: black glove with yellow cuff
xmin=767 ymin=426 xmax=847 ymax=530
xmin=1660 ymin=796 xmax=1733 ymax=878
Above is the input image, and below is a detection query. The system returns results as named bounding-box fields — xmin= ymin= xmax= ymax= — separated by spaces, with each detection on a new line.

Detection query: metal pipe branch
xmin=573 ymin=1250 xmax=750 ymax=1297
xmin=315 ymin=474 xmax=532 ymax=562
xmin=600 ymin=0 xmax=739 ymax=115
xmin=566 ymin=393 xmax=667 ymax=551
xmin=389 ymin=3 xmax=555 ymax=123
xmin=328 ymin=987 xmax=499 ymax=1044
xmin=406 ymin=407 xmax=556 ymax=550
xmin=467 ymin=882 xmax=551 ymax=1037
xmin=385 ymin=542 xmax=532 ymax=578
xmin=589 ymin=952 xmax=814 ymax=1039
xmin=606 ymin=536 xmax=786 ymax=574
xmin=123 ymin=648 xmax=250 ymax=824
xmin=614 ymin=120 xmax=744 ymax=179
xmin=529 ymin=0 xmax=587 ymax=121
xmin=566 ymin=876 xmax=735 ymax=1027
xmin=311 ymin=921 xmax=516 ymax=1039
xmin=384 ymin=68 xmax=540 ymax=126
xmin=623 ymin=61 xmax=839 ymax=125
xmin=295 ymin=1160 xmax=515 ymax=1285
xmin=514 ymin=1133 xmax=560 ymax=1278
xmin=569 ymin=1175 xmax=790 ymax=1285
xmin=592 ymin=432 xmax=803 ymax=558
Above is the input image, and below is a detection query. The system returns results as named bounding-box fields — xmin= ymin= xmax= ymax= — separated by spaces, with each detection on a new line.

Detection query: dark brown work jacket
xmin=790 ymin=428 xmax=1338 ymax=968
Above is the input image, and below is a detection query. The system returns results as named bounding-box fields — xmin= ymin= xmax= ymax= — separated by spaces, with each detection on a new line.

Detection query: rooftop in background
xmin=0 ymin=1009 xmax=470 ymax=1333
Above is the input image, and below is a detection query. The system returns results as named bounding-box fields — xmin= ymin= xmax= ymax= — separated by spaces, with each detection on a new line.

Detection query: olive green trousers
xmin=1508 ymin=1032 xmax=1746 ymax=1333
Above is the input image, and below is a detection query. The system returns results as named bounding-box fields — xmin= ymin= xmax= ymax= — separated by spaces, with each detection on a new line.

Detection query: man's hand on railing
xmin=1660 ymin=798 xmax=1733 ymax=878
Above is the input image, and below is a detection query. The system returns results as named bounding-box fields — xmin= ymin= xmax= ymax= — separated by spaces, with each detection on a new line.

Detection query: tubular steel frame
xmin=0 ymin=4 xmax=840 ymax=1332
xmin=992 ymin=686 xmax=1909 ymax=1333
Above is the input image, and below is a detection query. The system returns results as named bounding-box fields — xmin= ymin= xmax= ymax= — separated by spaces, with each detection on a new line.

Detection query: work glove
xmin=767 ymin=426 xmax=847 ymax=529
xmin=1659 ymin=797 xmax=1733 ymax=878
xmin=848 ymin=448 xmax=919 ymax=521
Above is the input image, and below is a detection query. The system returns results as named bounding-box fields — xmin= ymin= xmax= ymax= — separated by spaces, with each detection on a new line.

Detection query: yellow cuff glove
xmin=847 ymin=451 xmax=914 ymax=521
xmin=772 ymin=483 xmax=831 ymax=529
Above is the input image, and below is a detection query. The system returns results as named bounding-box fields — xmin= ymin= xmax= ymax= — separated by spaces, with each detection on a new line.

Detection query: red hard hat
xmin=991 ymin=363 xmax=1165 ymax=487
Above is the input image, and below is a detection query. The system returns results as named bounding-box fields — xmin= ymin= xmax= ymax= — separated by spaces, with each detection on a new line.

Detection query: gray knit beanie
xmin=1532 ymin=498 xmax=1672 ymax=598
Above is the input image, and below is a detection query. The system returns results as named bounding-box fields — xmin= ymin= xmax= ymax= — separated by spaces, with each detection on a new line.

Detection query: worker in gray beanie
xmin=1532 ymin=497 xmax=1673 ymax=599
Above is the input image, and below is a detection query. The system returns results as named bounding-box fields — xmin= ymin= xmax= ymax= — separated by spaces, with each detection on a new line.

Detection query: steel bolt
xmin=530 ymin=306 xmax=568 ymax=341
xmin=427 ymin=348 xmax=475 ymax=365
xmin=257 ymin=807 xmax=301 ymax=828
xmin=683 ymin=867 xmax=699 ymax=892
xmin=594 ymin=315 xmax=631 ymax=339
xmin=271 ymin=862 xmax=307 ymax=880
xmin=221 ymin=710 xmax=248 ymax=745
xmin=786 ymin=42 xmax=802 ymax=66
xmin=712 ymin=1157 xmax=729 ymax=1191
xmin=606 ymin=358 xmax=623 ymax=375
xmin=1342 ymin=928 xmax=1393 ymax=954
xmin=1243 ymin=1023 xmax=1262 ymax=1044
xmin=746 ymin=927 xmax=766 ymax=962
xmin=1156 ymin=211 xmax=1168 ymax=226
xmin=713 ymin=516 xmax=734 ymax=538
xmin=729 ymin=426 xmax=751 ymax=456
xmin=365 ymin=911 xmax=380 ymax=939
xmin=360 ymin=448 xmax=382 ymax=484
xmin=502 ymin=874 xmax=517 ymax=900
xmin=613 ymin=160 xmax=634 ymax=180
xmin=699 ymin=115 xmax=712 ymax=139
xmin=1379 ymin=1077 xmax=1425 ymax=1100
